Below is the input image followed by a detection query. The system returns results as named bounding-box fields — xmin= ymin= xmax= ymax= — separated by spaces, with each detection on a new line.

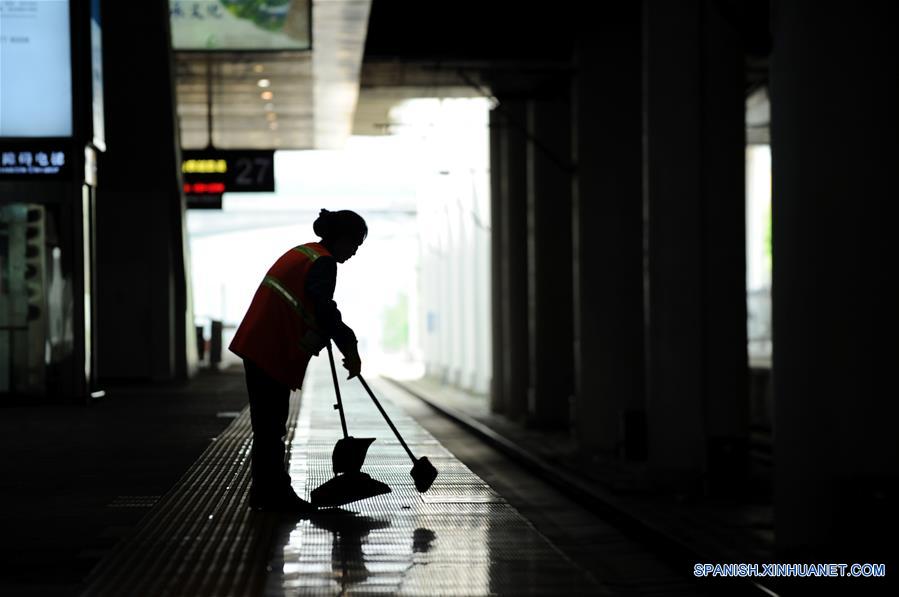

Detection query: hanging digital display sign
xmin=169 ymin=0 xmax=311 ymax=51
xmin=181 ymin=149 xmax=275 ymax=193
xmin=0 ymin=0 xmax=73 ymax=137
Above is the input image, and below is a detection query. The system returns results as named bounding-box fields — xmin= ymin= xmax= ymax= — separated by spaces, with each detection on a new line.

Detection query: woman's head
xmin=313 ymin=208 xmax=368 ymax=263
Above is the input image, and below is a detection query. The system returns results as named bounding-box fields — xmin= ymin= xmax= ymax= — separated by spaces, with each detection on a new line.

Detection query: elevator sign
xmin=0 ymin=142 xmax=71 ymax=178
xmin=181 ymin=149 xmax=275 ymax=193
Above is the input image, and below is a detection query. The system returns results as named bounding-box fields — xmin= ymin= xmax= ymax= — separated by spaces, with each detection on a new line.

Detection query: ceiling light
xmin=269 ymin=122 xmax=279 ymax=130
xmin=260 ymin=91 xmax=273 ymax=100
xmin=266 ymin=112 xmax=277 ymax=122
xmin=253 ymin=64 xmax=264 ymax=73
xmin=257 ymin=78 xmax=271 ymax=88
xmin=263 ymin=102 xmax=275 ymax=112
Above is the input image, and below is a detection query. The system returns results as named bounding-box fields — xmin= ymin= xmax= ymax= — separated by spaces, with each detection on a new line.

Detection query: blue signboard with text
xmin=0 ymin=0 xmax=73 ymax=137
xmin=0 ymin=140 xmax=72 ymax=179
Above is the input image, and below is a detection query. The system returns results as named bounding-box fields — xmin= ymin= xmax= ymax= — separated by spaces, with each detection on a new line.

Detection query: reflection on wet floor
xmin=265 ymin=361 xmax=603 ymax=595
xmin=267 ymin=511 xmax=395 ymax=593
xmin=82 ymin=359 xmax=604 ymax=596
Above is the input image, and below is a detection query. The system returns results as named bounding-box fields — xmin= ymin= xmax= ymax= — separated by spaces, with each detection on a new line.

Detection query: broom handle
xmin=357 ymin=374 xmax=416 ymax=461
xmin=326 ymin=341 xmax=349 ymax=439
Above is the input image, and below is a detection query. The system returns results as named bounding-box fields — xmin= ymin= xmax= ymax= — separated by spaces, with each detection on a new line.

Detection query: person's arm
xmin=305 ymin=256 xmax=358 ymax=356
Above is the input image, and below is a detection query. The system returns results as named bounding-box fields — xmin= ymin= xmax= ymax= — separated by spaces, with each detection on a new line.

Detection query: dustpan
xmin=311 ymin=471 xmax=391 ymax=507
xmin=310 ymin=341 xmax=392 ymax=507
xmin=332 ymin=436 xmax=375 ymax=474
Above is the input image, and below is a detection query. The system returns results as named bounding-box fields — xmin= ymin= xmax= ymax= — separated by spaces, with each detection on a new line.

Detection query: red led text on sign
xmin=184 ymin=182 xmax=225 ymax=194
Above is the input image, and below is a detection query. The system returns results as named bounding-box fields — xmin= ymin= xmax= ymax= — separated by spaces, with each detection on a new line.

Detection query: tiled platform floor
xmin=83 ymin=360 xmax=605 ymax=596
xmin=391 ymin=376 xmax=775 ymax=563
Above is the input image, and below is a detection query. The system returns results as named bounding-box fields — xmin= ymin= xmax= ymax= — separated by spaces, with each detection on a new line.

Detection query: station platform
xmin=1 ymin=360 xmax=775 ymax=596
xmin=80 ymin=361 xmax=609 ymax=596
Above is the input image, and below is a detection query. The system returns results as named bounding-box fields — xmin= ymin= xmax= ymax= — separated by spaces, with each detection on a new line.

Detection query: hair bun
xmin=313 ymin=208 xmax=332 ymax=237
xmin=312 ymin=208 xmax=368 ymax=244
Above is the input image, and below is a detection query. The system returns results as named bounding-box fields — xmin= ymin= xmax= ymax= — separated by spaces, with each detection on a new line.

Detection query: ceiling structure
xmin=174 ymin=0 xmax=371 ymax=150
xmin=355 ymin=0 xmax=771 ymax=124
xmin=350 ymin=0 xmax=574 ymax=137
xmin=173 ymin=0 xmax=584 ymax=149
xmin=175 ymin=0 xmax=770 ymax=150
xmin=174 ymin=0 xmax=575 ymax=150
xmin=352 ymin=62 xmax=488 ymax=136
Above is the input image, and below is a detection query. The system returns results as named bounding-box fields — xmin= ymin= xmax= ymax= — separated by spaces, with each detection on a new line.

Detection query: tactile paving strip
xmin=106 ymin=495 xmax=161 ymax=508
xmin=83 ymin=360 xmax=605 ymax=596
xmin=82 ymin=384 xmax=301 ymax=597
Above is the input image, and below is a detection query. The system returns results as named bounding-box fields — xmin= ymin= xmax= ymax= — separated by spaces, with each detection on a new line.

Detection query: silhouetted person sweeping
xmin=229 ymin=208 xmax=366 ymax=513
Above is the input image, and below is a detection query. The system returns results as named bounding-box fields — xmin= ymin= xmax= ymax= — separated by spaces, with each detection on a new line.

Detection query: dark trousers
xmin=243 ymin=358 xmax=293 ymax=500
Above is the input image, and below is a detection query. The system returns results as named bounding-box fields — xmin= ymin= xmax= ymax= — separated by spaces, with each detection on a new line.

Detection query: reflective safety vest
xmin=229 ymin=242 xmax=331 ymax=389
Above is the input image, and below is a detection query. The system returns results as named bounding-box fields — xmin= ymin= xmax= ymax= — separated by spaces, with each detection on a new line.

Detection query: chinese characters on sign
xmin=169 ymin=0 xmax=311 ymax=51
xmin=170 ymin=1 xmax=225 ymax=20
xmin=182 ymin=159 xmax=228 ymax=174
xmin=0 ymin=149 xmax=68 ymax=176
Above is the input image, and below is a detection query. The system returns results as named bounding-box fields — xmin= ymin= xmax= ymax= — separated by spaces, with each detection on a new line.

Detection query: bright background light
xmin=187 ymin=97 xmax=492 ymax=386
xmin=746 ymin=144 xmax=772 ymax=364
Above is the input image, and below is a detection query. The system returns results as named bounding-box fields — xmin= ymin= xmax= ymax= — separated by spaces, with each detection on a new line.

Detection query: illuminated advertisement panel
xmin=169 ymin=0 xmax=311 ymax=51
xmin=0 ymin=0 xmax=73 ymax=137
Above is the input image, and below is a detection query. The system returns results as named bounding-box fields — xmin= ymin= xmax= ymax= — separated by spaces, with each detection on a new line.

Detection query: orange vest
xmin=229 ymin=242 xmax=331 ymax=389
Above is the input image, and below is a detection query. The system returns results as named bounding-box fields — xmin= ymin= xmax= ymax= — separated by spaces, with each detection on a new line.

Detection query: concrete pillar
xmin=571 ymin=3 xmax=645 ymax=455
xmin=642 ymin=0 xmax=747 ymax=490
xmin=448 ymin=193 xmax=464 ymax=385
xmin=474 ymin=144 xmax=492 ymax=396
xmin=526 ymin=94 xmax=573 ymax=428
xmin=497 ymin=99 xmax=530 ymax=421
xmin=438 ymin=212 xmax=451 ymax=380
xmin=697 ymin=1 xmax=750 ymax=491
xmin=96 ymin=0 xmax=196 ymax=381
xmin=458 ymin=189 xmax=475 ymax=390
xmin=488 ymin=109 xmax=506 ymax=412
xmin=771 ymin=0 xmax=899 ymax=560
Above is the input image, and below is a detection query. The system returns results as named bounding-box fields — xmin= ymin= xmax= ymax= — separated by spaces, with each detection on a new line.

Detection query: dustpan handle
xmin=326 ymin=341 xmax=349 ymax=439
xmin=357 ymin=374 xmax=416 ymax=461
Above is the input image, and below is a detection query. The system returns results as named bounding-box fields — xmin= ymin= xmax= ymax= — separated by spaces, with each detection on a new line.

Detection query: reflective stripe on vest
xmin=292 ymin=245 xmax=321 ymax=262
xmin=261 ymin=274 xmax=317 ymax=329
xmin=262 ymin=243 xmax=329 ymax=355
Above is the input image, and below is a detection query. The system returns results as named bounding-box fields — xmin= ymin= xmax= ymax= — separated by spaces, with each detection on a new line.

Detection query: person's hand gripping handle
xmin=342 ymin=347 xmax=361 ymax=380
